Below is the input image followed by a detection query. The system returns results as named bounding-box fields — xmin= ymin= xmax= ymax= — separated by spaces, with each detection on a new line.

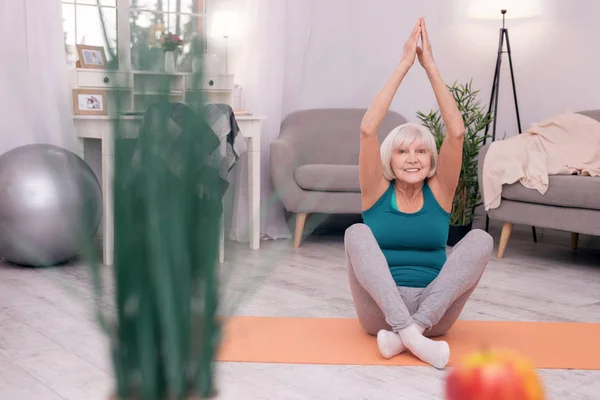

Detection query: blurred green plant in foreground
xmin=85 ymin=38 xmax=225 ymax=399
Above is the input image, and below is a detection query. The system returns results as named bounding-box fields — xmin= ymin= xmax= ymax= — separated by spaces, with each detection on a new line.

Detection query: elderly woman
xmin=345 ymin=17 xmax=493 ymax=369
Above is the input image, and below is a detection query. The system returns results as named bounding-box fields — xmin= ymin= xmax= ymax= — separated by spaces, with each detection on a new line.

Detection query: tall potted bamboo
xmin=416 ymin=80 xmax=493 ymax=246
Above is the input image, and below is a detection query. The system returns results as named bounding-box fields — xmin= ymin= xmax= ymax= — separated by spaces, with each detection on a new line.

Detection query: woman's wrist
xmin=424 ymin=62 xmax=439 ymax=77
xmin=397 ymin=60 xmax=413 ymax=73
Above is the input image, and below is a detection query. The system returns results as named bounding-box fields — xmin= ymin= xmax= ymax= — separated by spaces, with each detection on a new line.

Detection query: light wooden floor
xmin=1 ymin=226 xmax=599 ymax=399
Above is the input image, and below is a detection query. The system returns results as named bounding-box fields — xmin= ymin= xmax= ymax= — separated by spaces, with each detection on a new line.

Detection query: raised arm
xmin=417 ymin=18 xmax=465 ymax=207
xmin=359 ymin=19 xmax=422 ymax=210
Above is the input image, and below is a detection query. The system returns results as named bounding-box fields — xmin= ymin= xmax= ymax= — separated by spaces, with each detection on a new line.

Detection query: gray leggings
xmin=345 ymin=223 xmax=493 ymax=337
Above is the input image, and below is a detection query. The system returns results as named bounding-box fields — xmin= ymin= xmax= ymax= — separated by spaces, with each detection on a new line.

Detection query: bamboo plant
xmin=416 ymin=80 xmax=493 ymax=227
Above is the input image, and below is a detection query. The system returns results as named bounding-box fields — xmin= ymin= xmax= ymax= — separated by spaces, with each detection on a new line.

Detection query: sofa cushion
xmin=294 ymin=164 xmax=360 ymax=192
xmin=502 ymin=175 xmax=600 ymax=210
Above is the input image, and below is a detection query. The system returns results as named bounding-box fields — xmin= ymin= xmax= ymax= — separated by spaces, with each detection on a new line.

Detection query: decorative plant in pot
xmin=416 ymin=80 xmax=493 ymax=246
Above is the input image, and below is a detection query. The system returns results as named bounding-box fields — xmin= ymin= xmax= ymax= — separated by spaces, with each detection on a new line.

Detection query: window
xmin=61 ymin=0 xmax=206 ymax=71
xmin=61 ymin=0 xmax=118 ymax=67
xmin=130 ymin=0 xmax=205 ymax=72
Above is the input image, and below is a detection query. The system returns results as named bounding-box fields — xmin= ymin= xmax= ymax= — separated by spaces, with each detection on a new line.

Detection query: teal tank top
xmin=362 ymin=180 xmax=450 ymax=288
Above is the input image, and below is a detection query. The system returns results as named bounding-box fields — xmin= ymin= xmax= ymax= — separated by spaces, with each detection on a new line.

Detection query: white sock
xmin=398 ymin=324 xmax=450 ymax=369
xmin=376 ymin=330 xmax=405 ymax=359
xmin=375 ymin=324 xmax=425 ymax=359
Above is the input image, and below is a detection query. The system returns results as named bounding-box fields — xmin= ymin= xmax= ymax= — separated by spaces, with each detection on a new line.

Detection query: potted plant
xmin=416 ymin=80 xmax=493 ymax=246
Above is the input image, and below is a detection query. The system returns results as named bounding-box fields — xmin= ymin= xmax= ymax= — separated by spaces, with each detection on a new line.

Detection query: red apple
xmin=445 ymin=349 xmax=545 ymax=400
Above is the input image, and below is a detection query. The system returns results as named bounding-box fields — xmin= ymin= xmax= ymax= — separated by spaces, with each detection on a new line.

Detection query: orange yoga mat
xmin=216 ymin=316 xmax=600 ymax=370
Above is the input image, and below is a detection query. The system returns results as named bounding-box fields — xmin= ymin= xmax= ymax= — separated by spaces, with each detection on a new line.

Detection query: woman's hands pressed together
xmin=399 ymin=18 xmax=422 ymax=68
xmin=416 ymin=18 xmax=435 ymax=71
xmin=400 ymin=17 xmax=436 ymax=72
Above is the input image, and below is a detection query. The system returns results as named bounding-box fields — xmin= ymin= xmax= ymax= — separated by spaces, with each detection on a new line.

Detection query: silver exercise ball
xmin=0 ymin=144 xmax=102 ymax=266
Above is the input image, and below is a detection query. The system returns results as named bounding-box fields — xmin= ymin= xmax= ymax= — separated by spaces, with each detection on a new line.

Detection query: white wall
xmin=283 ymin=0 xmax=440 ymax=119
xmin=282 ymin=0 xmax=600 ymax=138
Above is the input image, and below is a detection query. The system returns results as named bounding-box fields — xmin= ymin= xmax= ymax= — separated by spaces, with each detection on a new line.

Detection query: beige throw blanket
xmin=482 ymin=111 xmax=600 ymax=210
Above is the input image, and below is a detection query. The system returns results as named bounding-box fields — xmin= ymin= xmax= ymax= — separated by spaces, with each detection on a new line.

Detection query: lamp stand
xmin=483 ymin=9 xmax=537 ymax=242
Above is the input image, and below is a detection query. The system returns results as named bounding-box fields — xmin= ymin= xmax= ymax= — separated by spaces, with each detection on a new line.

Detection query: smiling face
xmin=391 ymin=139 xmax=432 ymax=184
xmin=380 ymin=123 xmax=438 ymax=184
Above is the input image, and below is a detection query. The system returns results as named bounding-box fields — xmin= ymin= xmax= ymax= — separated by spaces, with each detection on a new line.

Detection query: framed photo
xmin=72 ymin=89 xmax=108 ymax=115
xmin=76 ymin=44 xmax=107 ymax=69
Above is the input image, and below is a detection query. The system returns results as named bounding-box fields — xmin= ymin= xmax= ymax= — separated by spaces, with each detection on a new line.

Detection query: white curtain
xmin=0 ymin=0 xmax=76 ymax=155
xmin=225 ymin=0 xmax=313 ymax=243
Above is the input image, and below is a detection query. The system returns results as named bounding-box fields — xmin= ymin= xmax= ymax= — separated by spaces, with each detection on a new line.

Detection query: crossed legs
xmin=345 ymin=223 xmax=493 ymax=368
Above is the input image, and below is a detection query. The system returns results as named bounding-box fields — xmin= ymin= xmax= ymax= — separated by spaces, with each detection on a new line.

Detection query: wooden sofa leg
xmin=294 ymin=213 xmax=308 ymax=248
xmin=571 ymin=232 xmax=579 ymax=250
xmin=497 ymin=222 xmax=514 ymax=259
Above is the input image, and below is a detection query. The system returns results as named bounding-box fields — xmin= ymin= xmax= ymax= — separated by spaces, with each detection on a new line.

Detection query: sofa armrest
xmin=270 ymin=139 xmax=305 ymax=213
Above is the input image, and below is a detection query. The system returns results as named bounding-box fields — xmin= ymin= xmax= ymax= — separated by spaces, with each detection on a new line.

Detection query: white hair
xmin=380 ymin=122 xmax=439 ymax=181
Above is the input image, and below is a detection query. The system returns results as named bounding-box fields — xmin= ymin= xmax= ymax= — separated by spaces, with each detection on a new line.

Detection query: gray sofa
xmin=270 ymin=108 xmax=407 ymax=247
xmin=477 ymin=109 xmax=600 ymax=258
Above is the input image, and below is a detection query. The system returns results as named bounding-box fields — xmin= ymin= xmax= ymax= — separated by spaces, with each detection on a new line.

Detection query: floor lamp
xmin=483 ymin=10 xmax=522 ymax=143
xmin=210 ymin=10 xmax=239 ymax=75
xmin=478 ymin=8 xmax=538 ymax=242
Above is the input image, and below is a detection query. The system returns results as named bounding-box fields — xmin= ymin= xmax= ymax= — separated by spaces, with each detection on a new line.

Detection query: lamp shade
xmin=467 ymin=0 xmax=541 ymax=20
xmin=210 ymin=10 xmax=240 ymax=38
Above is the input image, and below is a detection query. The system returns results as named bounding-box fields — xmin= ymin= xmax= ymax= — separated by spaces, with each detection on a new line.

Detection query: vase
xmin=164 ymin=51 xmax=176 ymax=73
xmin=447 ymin=223 xmax=472 ymax=246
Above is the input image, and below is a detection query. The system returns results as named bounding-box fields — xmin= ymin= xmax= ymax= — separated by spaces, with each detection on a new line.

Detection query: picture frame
xmin=72 ymin=89 xmax=108 ymax=115
xmin=76 ymin=44 xmax=108 ymax=69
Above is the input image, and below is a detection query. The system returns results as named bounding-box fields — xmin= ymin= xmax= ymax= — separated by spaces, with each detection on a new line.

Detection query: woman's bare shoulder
xmin=361 ymin=177 xmax=390 ymax=211
xmin=427 ymin=175 xmax=453 ymax=213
